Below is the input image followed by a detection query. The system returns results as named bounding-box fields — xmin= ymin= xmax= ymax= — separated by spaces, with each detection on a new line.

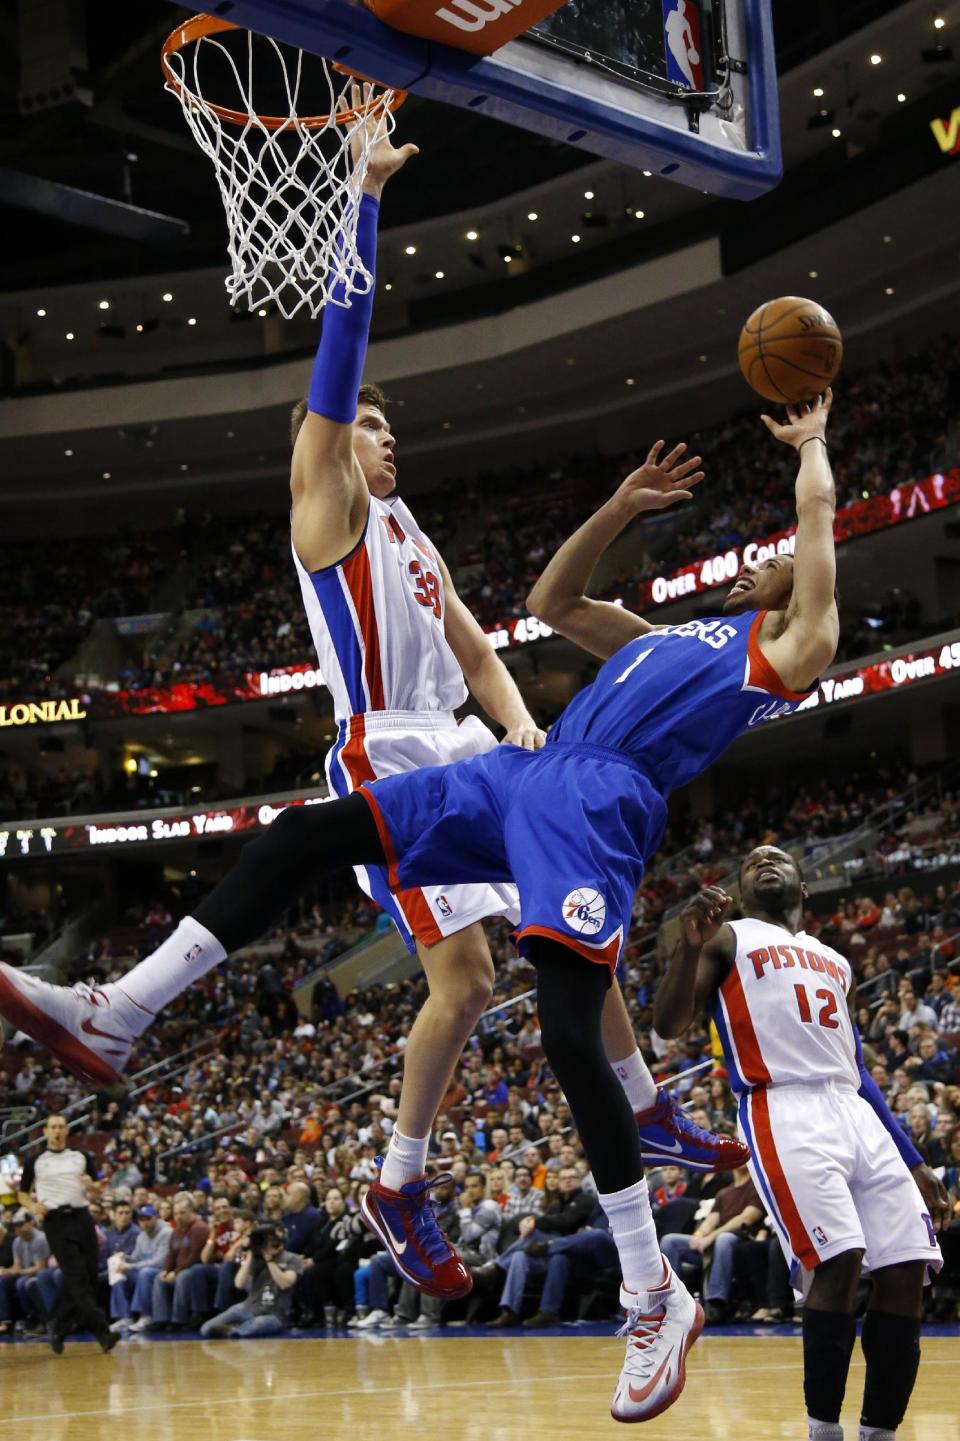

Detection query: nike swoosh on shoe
xmin=628 ymin=1348 xmax=675 ymax=1403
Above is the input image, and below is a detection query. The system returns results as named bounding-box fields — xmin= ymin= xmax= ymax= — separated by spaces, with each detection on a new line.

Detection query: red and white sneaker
xmin=636 ymin=1087 xmax=750 ymax=1173
xmin=0 ymin=965 xmax=138 ymax=1087
xmin=610 ymin=1261 xmax=704 ymax=1424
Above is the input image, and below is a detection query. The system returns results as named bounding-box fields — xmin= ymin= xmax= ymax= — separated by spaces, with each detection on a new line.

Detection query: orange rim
xmin=160 ymin=13 xmax=407 ymax=131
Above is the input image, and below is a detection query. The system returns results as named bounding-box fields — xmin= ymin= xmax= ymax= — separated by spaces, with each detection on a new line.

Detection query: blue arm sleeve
xmin=306 ymin=192 xmax=380 ymax=425
xmin=854 ymin=1028 xmax=923 ymax=1169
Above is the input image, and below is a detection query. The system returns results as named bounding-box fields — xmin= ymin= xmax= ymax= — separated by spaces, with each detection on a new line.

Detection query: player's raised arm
xmin=290 ymin=86 xmax=418 ymax=571
xmin=434 ymin=550 xmax=546 ymax=749
xmin=527 ymin=441 xmax=704 ymax=660
xmin=759 ymin=390 xmax=840 ymax=689
xmin=653 ymin=887 xmax=735 ymax=1038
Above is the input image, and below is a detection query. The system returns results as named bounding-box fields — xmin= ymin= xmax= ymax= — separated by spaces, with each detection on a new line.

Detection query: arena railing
xmin=1 ymin=1031 xmax=222 ymax=1154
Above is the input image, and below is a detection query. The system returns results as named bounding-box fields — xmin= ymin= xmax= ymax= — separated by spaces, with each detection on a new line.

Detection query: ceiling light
xmin=36 ymin=307 xmax=46 ymax=317
xmin=882 ymin=234 xmax=892 ymax=243
xmin=831 ymin=127 xmax=842 ymax=137
xmin=65 ymin=331 xmax=74 ymax=340
xmin=633 ymin=210 xmax=645 ymax=220
xmin=226 ymin=430 xmax=235 ymax=438
xmin=102 ymin=471 xmax=111 ymax=479
xmin=466 ymin=229 xmax=479 ymax=241
xmin=566 ymin=358 xmax=575 ymax=366
xmin=442 ymin=421 xmax=452 ymax=430
xmin=571 ymin=233 xmax=581 ymax=243
xmin=897 ymin=91 xmax=906 ymax=101
xmin=384 ymin=282 xmax=393 ymax=291
xmin=64 ymin=448 xmax=73 ymax=457
xmin=642 ymin=169 xmax=652 ymax=177
xmin=162 ymin=292 xmax=173 ymax=302
xmin=934 ymin=14 xmax=945 ymax=28
xmin=584 ymin=189 xmax=594 ymax=199
xmin=527 ymin=211 xmax=538 ymax=221
xmin=135 ymin=323 xmax=144 ymax=333
xmin=187 ymin=317 xmax=197 ymax=325
xmin=98 ymin=299 xmax=110 ymax=310
xmin=698 ymin=354 xmax=707 ymax=363
xmin=869 ymin=52 xmax=882 ymax=64
xmin=503 ymin=254 xmax=513 ymax=263
xmin=180 ymin=462 xmax=189 ymax=470
xmin=625 ymin=378 xmax=636 ymax=386
xmin=813 ymin=86 xmax=824 ymax=97
xmin=404 ymin=244 xmax=416 ymax=255
xmin=884 ymin=286 xmax=894 ymax=295
xmin=435 ymin=270 xmax=444 ymax=279
xmin=257 ymin=307 xmax=267 ymax=317
xmin=809 ymin=269 xmax=818 ymax=278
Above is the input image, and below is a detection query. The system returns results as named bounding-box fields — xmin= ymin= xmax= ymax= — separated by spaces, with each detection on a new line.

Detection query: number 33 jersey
xmin=292 ymin=495 xmax=467 ymax=723
xmin=711 ymin=918 xmax=860 ymax=1094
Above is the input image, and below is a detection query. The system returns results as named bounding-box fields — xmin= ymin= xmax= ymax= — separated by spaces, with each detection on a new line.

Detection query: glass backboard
xmin=167 ymin=0 xmax=781 ymax=199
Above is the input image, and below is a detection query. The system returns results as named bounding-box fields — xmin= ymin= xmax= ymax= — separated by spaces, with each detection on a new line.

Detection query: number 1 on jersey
xmin=615 ymin=647 xmax=653 ymax=685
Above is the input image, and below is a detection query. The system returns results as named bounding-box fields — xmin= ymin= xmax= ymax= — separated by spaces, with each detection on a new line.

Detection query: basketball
xmin=738 ymin=296 xmax=843 ymax=405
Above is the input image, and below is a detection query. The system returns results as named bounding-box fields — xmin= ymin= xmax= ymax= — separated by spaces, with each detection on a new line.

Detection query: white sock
xmin=110 ymin=917 xmax=226 ymax=1035
xmin=380 ymin=1127 xmax=429 ymax=1191
xmin=598 ymin=1178 xmax=662 ymax=1292
xmin=611 ymin=1048 xmax=658 ymax=1113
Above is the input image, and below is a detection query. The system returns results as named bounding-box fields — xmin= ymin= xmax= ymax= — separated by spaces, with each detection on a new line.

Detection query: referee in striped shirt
xmin=18 ymin=1114 xmax=117 ymax=1354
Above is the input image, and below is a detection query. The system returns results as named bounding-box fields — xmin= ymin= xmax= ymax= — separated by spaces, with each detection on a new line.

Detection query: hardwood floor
xmin=2 ymin=1331 xmax=957 ymax=1440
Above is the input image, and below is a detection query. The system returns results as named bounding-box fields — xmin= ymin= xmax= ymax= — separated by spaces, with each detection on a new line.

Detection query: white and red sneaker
xmin=0 ymin=965 xmax=139 ymax=1087
xmin=610 ymin=1261 xmax=704 ymax=1424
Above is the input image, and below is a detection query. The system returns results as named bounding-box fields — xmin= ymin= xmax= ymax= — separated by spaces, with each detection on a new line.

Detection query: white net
xmin=162 ymin=22 xmax=402 ymax=320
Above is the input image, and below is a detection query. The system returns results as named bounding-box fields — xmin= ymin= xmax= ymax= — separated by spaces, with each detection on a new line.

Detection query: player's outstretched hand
xmin=345 ymin=83 xmax=420 ymax=199
xmin=680 ymin=886 xmax=733 ymax=949
xmin=614 ymin=440 xmax=705 ymax=514
xmin=911 ymin=1163 xmax=951 ymax=1232
xmin=503 ymin=719 xmax=547 ymax=750
xmin=760 ymin=387 xmax=833 ymax=450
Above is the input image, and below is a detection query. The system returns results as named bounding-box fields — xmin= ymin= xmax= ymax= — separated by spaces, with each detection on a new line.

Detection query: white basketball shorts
xmin=325 ymin=709 xmax=520 ymax=950
xmin=738 ymin=1079 xmax=943 ymax=1296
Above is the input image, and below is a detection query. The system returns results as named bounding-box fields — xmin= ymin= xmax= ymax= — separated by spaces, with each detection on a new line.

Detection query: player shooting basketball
xmin=655 ymin=849 xmax=948 ymax=1441
xmin=0 ymin=368 xmax=841 ymax=1420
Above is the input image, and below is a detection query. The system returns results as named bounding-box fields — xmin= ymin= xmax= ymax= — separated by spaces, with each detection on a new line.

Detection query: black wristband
xmin=798 ymin=436 xmax=827 ymax=453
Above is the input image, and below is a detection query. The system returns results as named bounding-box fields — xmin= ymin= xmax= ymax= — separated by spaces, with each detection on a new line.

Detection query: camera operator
xmin=200 ymin=1223 xmax=303 ymax=1339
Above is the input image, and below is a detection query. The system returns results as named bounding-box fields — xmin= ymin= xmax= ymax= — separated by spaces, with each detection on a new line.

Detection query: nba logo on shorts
xmin=436 ymin=894 xmax=454 ymax=919
xmin=562 ymin=888 xmax=606 ymax=935
xmin=812 ymin=1225 xmax=829 ymax=1246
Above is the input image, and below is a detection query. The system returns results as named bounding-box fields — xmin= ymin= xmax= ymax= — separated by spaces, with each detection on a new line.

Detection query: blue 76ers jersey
xmin=548 ymin=610 xmax=814 ymax=793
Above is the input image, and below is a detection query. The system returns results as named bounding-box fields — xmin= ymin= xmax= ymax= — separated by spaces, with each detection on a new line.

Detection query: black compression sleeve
xmin=528 ymin=939 xmax=642 ymax=1194
xmin=193 ymin=792 xmax=384 ymax=953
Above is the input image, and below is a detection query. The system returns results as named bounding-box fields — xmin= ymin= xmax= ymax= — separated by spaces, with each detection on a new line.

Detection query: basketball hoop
xmin=161 ymin=14 xmax=408 ymax=319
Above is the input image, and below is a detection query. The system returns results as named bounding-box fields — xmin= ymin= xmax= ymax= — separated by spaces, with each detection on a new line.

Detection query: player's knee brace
xmin=860 ymin=1311 xmax=922 ymax=1431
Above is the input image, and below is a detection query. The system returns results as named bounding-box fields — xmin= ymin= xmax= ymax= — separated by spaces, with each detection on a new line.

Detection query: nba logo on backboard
xmin=662 ymin=0 xmax=704 ymax=91
xmin=812 ymin=1225 xmax=829 ymax=1246
xmin=562 ymin=888 xmax=606 ymax=935
xmin=436 ymin=894 xmax=454 ymax=918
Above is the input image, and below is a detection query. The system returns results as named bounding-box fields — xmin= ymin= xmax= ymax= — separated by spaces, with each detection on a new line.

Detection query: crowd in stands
xmin=1 ymin=337 xmax=956 ymax=702
xmin=1 ymin=791 xmax=958 ymax=1338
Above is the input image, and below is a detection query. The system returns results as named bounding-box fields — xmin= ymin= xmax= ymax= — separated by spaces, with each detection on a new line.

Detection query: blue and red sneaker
xmin=360 ymin=1165 xmax=472 ymax=1300
xmin=636 ymin=1088 xmax=750 ymax=1173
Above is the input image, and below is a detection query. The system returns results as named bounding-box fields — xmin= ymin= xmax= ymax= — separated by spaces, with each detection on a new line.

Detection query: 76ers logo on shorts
xmin=562 ymin=888 xmax=606 ymax=936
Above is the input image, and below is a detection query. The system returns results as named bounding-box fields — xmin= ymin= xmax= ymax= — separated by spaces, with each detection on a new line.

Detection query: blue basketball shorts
xmin=358 ymin=741 xmax=667 ymax=972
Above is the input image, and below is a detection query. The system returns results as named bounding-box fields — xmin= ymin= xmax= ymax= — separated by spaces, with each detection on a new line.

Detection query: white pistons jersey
xmin=712 ymin=918 xmax=859 ymax=1095
xmin=292 ymin=494 xmax=467 ymax=723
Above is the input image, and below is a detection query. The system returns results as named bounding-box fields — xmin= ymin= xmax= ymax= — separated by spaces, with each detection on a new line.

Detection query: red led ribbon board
xmin=1 ymin=469 xmax=956 ymax=722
